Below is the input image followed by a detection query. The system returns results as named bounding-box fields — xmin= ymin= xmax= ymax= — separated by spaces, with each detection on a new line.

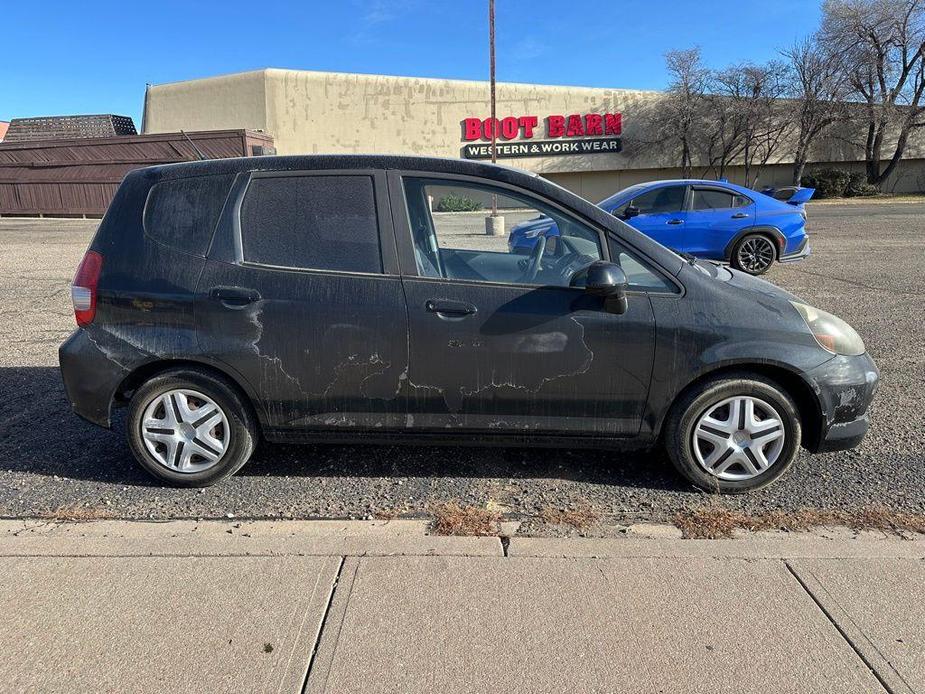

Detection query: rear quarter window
xmin=143 ymin=174 xmax=234 ymax=256
xmin=240 ymin=175 xmax=382 ymax=273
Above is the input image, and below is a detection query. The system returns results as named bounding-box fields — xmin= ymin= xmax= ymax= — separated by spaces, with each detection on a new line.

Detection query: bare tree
xmin=782 ymin=36 xmax=849 ymax=185
xmin=699 ymin=74 xmax=747 ymax=180
xmin=659 ymin=48 xmax=710 ymax=177
xmin=706 ymin=62 xmax=791 ymax=186
xmin=822 ymin=0 xmax=925 ymax=186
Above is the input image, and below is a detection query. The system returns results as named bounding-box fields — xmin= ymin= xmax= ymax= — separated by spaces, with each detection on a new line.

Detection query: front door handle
xmin=425 ymin=299 xmax=477 ymax=317
xmin=209 ymin=286 xmax=261 ymax=307
xmin=666 ymin=219 xmax=684 ymax=225
xmin=731 ymin=212 xmax=749 ymax=219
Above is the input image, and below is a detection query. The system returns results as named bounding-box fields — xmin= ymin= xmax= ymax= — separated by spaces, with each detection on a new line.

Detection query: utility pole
xmin=489 ymin=0 xmax=496 ymax=167
xmin=485 ymin=0 xmax=503 ymax=235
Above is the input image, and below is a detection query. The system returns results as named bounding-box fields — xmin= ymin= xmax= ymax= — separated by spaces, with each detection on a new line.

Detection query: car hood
xmin=727 ymin=267 xmax=802 ymax=303
xmin=691 ymin=259 xmax=802 ymax=303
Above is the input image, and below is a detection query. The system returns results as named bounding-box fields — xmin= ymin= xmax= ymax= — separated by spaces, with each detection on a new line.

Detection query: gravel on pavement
xmin=0 ymin=202 xmax=922 ymax=522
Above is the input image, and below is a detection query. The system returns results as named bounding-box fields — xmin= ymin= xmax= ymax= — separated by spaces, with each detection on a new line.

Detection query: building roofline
xmin=148 ymin=66 xmax=663 ymax=96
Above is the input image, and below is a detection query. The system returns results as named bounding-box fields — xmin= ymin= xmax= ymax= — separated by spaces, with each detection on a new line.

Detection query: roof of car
xmin=133 ymin=154 xmax=540 ymax=183
xmin=634 ymin=178 xmax=750 ymax=189
xmin=597 ymin=178 xmax=764 ymax=206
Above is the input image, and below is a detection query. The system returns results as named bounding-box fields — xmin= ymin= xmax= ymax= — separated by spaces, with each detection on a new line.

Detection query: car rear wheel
xmin=664 ymin=373 xmax=801 ymax=493
xmin=731 ymin=234 xmax=776 ymax=275
xmin=127 ymin=367 xmax=258 ymax=487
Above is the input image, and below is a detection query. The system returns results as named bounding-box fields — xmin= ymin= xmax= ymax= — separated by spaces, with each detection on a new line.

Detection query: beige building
xmin=142 ymin=68 xmax=925 ymax=198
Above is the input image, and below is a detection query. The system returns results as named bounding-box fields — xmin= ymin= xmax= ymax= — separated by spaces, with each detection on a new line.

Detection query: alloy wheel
xmin=736 ymin=237 xmax=775 ymax=273
xmin=140 ymin=389 xmax=230 ymax=473
xmin=691 ymin=395 xmax=786 ymax=481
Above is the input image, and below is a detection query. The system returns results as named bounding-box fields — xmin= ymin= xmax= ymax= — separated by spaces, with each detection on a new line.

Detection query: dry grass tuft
xmin=674 ymin=508 xmax=752 ymax=539
xmin=431 ymin=502 xmax=501 ymax=536
xmin=674 ymin=506 xmax=925 ymax=539
xmin=539 ymin=506 xmax=599 ymax=531
xmin=849 ymin=507 xmax=925 ymax=535
xmin=35 ymin=505 xmax=116 ymax=522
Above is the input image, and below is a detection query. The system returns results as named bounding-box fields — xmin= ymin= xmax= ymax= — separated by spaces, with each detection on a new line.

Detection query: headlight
xmin=790 ymin=301 xmax=865 ymax=356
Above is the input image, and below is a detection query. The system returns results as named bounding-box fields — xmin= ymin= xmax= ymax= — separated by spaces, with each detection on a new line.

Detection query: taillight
xmin=72 ymin=251 xmax=103 ymax=326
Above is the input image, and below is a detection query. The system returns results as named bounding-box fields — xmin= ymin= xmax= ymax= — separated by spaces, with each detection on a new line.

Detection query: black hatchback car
xmin=59 ymin=155 xmax=878 ymax=492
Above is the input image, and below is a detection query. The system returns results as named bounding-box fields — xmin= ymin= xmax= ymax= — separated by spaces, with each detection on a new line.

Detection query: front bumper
xmin=779 ymin=237 xmax=810 ymax=263
xmin=804 ymin=352 xmax=879 ymax=453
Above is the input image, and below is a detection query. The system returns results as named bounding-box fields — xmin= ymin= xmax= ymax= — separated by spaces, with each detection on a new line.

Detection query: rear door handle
xmin=425 ymin=299 xmax=477 ymax=317
xmin=666 ymin=219 xmax=684 ymax=225
xmin=209 ymin=286 xmax=261 ymax=306
xmin=731 ymin=212 xmax=749 ymax=219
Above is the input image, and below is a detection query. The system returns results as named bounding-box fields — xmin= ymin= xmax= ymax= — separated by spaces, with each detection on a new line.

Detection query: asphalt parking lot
xmin=1 ymin=202 xmax=923 ymax=522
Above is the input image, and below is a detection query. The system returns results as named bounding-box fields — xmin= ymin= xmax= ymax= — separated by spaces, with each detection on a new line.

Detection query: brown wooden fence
xmin=0 ymin=129 xmax=275 ymax=217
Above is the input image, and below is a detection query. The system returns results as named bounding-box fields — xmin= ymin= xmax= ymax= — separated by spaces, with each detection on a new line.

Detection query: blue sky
xmin=1 ymin=0 xmax=821 ymax=126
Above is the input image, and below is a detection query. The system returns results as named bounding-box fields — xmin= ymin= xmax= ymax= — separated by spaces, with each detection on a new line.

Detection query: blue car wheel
xmin=731 ymin=233 xmax=776 ymax=275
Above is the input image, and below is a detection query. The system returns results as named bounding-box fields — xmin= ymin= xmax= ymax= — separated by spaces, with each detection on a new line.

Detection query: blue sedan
xmin=510 ymin=179 xmax=813 ymax=275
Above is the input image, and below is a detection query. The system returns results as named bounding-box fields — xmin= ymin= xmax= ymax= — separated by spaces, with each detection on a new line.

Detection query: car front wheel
xmin=127 ymin=367 xmax=258 ymax=487
xmin=664 ymin=373 xmax=801 ymax=493
xmin=731 ymin=234 xmax=776 ymax=275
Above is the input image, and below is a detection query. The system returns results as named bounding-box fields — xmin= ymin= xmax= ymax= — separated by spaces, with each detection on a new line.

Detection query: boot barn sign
xmin=461 ymin=113 xmax=622 ymax=159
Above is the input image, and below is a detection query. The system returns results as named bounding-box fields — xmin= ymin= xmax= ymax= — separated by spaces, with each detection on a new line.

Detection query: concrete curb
xmin=0 ymin=519 xmax=503 ymax=557
xmin=3 ymin=519 xmax=924 ymax=559
xmin=508 ymin=533 xmax=925 ymax=558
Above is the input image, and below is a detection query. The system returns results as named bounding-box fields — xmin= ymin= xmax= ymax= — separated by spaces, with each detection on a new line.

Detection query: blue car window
xmin=691 ymin=189 xmax=736 ymax=210
xmin=630 ymin=186 xmax=685 ymax=215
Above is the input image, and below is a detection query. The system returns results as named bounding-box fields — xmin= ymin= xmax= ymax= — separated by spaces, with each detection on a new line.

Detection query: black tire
xmin=731 ymin=233 xmax=777 ymax=275
xmin=127 ymin=367 xmax=258 ymax=487
xmin=664 ymin=373 xmax=802 ymax=493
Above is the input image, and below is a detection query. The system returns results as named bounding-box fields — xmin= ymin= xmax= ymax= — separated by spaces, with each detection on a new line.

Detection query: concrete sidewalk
xmin=1 ymin=520 xmax=923 ymax=693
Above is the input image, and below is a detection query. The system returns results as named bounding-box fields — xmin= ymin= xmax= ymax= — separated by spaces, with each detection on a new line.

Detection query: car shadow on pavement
xmin=0 ymin=367 xmax=688 ymax=492
xmin=242 ymin=443 xmax=685 ymax=491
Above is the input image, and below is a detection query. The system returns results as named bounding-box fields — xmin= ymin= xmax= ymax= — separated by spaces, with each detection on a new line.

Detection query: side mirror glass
xmin=571 ymin=261 xmax=628 ymax=314
xmin=620 ymin=205 xmax=640 ymax=220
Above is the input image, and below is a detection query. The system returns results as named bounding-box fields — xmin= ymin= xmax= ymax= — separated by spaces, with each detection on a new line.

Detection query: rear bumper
xmin=58 ymin=329 xmax=128 ymax=428
xmin=779 ymin=237 xmax=810 ymax=263
xmin=804 ymin=352 xmax=879 ymax=453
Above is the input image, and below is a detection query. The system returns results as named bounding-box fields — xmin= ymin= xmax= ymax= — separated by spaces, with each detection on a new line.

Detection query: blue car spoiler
xmin=786 ymin=187 xmax=815 ymax=206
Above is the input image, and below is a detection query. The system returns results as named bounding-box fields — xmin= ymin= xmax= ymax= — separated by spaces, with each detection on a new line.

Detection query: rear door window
xmin=691 ymin=189 xmax=739 ymax=210
xmin=144 ymin=174 xmax=234 ymax=256
xmin=240 ymin=175 xmax=382 ymax=273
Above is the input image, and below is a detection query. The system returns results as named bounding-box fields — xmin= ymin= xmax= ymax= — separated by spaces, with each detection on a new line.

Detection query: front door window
xmin=627 ymin=185 xmax=686 ymax=216
xmin=402 ymin=178 xmax=603 ymax=288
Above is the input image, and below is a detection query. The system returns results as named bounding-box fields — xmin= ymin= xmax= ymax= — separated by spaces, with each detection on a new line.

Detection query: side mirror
xmin=620 ymin=205 xmax=640 ymax=220
xmin=572 ymin=261 xmax=629 ymax=314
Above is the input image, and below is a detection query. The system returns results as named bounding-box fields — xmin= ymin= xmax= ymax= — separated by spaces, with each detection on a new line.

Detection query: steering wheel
xmin=522 ymin=235 xmax=547 ymax=283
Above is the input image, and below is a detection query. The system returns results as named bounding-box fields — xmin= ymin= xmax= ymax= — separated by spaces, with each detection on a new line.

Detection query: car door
xmin=620 ymin=184 xmax=689 ymax=251
xmin=388 ymin=172 xmax=658 ymax=437
xmin=196 ymin=170 xmax=411 ymax=431
xmin=684 ymin=187 xmax=755 ymax=258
